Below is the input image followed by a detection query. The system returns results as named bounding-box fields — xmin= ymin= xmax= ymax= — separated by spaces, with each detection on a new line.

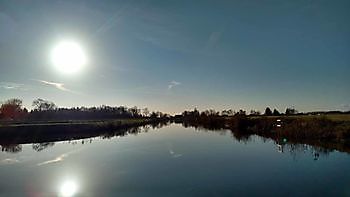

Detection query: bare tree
xmin=32 ymin=98 xmax=57 ymax=111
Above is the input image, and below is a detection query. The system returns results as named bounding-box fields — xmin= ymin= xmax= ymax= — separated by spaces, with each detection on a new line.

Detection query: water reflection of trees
xmin=0 ymin=122 xmax=170 ymax=154
xmin=32 ymin=142 xmax=55 ymax=152
xmin=274 ymin=141 xmax=331 ymax=161
xmin=0 ymin=121 xmax=338 ymax=160
xmin=1 ymin=144 xmax=22 ymax=153
xmin=183 ymin=122 xmax=335 ymax=160
xmin=230 ymin=131 xmax=252 ymax=143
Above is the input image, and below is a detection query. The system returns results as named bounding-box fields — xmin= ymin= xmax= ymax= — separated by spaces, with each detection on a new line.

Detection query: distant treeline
xmin=1 ymin=98 xmax=349 ymax=122
xmin=178 ymin=107 xmax=350 ymax=118
xmin=0 ymin=98 xmax=170 ymax=121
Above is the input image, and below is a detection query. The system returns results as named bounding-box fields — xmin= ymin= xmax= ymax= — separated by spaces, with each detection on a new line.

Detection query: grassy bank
xmin=181 ymin=114 xmax=350 ymax=153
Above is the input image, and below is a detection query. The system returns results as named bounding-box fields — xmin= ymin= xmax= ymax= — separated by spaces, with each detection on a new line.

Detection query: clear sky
xmin=0 ymin=0 xmax=349 ymax=114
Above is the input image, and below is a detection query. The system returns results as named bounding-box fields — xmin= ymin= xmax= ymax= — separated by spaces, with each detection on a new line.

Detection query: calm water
xmin=1 ymin=124 xmax=350 ymax=197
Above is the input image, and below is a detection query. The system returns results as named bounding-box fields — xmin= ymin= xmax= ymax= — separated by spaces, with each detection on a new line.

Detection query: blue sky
xmin=0 ymin=0 xmax=349 ymax=114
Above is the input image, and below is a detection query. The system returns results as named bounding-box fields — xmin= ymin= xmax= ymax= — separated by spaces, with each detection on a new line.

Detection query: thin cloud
xmin=168 ymin=81 xmax=181 ymax=90
xmin=33 ymin=79 xmax=73 ymax=93
xmin=0 ymin=82 xmax=26 ymax=90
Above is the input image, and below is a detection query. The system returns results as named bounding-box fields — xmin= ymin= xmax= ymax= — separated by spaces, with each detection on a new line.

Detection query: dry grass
xmin=249 ymin=114 xmax=350 ymax=122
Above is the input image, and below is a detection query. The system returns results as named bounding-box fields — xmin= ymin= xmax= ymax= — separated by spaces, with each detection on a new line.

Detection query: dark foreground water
xmin=1 ymin=124 xmax=350 ymax=197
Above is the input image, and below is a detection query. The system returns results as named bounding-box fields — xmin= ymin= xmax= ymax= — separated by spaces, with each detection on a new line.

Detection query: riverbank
xmin=0 ymin=118 xmax=169 ymax=145
xmin=181 ymin=114 xmax=350 ymax=153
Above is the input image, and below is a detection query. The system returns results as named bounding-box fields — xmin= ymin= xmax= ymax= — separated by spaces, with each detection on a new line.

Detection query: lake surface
xmin=1 ymin=124 xmax=350 ymax=196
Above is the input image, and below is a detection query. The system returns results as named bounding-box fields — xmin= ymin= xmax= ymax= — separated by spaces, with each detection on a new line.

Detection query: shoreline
xmin=180 ymin=114 xmax=350 ymax=153
xmin=0 ymin=118 xmax=168 ymax=145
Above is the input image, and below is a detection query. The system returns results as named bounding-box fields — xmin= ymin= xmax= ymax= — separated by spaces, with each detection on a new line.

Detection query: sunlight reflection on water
xmin=59 ymin=180 xmax=78 ymax=197
xmin=0 ymin=124 xmax=349 ymax=196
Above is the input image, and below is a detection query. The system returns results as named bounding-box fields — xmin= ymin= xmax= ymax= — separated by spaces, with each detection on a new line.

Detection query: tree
xmin=193 ymin=108 xmax=200 ymax=117
xmin=222 ymin=109 xmax=234 ymax=116
xmin=250 ymin=110 xmax=261 ymax=116
xmin=150 ymin=111 xmax=158 ymax=118
xmin=128 ymin=106 xmax=140 ymax=117
xmin=285 ymin=107 xmax=297 ymax=115
xmin=1 ymin=144 xmax=22 ymax=153
xmin=264 ymin=107 xmax=272 ymax=116
xmin=273 ymin=109 xmax=280 ymax=116
xmin=32 ymin=98 xmax=57 ymax=111
xmin=0 ymin=98 xmax=26 ymax=120
xmin=236 ymin=109 xmax=246 ymax=116
xmin=227 ymin=109 xmax=234 ymax=116
xmin=32 ymin=142 xmax=55 ymax=152
xmin=142 ymin=108 xmax=150 ymax=117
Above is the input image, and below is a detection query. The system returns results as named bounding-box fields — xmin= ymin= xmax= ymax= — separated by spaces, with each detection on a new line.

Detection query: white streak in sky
xmin=0 ymin=82 xmax=26 ymax=90
xmin=168 ymin=81 xmax=181 ymax=90
xmin=33 ymin=79 xmax=76 ymax=93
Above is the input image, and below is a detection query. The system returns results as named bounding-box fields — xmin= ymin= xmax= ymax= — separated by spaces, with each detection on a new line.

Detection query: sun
xmin=51 ymin=40 xmax=87 ymax=74
xmin=59 ymin=180 xmax=78 ymax=197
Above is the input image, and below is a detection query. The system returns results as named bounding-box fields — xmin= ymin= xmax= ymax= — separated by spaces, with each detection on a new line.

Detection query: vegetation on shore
xmin=0 ymin=98 xmax=170 ymax=123
xmin=179 ymin=109 xmax=350 ymax=153
xmin=0 ymin=98 xmax=170 ymax=145
xmin=1 ymin=97 xmax=350 ymax=154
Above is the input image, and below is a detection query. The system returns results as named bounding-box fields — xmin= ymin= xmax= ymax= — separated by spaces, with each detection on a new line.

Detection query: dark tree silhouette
xmin=273 ymin=109 xmax=280 ymax=116
xmin=32 ymin=142 xmax=55 ymax=152
xmin=286 ymin=107 xmax=297 ymax=115
xmin=142 ymin=108 xmax=150 ymax=117
xmin=250 ymin=110 xmax=261 ymax=115
xmin=32 ymin=98 xmax=57 ymax=111
xmin=0 ymin=98 xmax=170 ymax=121
xmin=264 ymin=107 xmax=272 ymax=116
xmin=0 ymin=98 xmax=27 ymax=120
xmin=236 ymin=110 xmax=246 ymax=116
xmin=222 ymin=109 xmax=234 ymax=116
xmin=1 ymin=144 xmax=22 ymax=153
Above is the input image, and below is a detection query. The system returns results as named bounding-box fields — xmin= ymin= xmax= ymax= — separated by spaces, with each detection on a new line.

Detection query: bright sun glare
xmin=51 ymin=40 xmax=87 ymax=74
xmin=59 ymin=180 xmax=78 ymax=197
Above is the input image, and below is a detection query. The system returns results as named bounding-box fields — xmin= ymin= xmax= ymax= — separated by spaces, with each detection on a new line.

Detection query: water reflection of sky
xmin=1 ymin=124 xmax=350 ymax=196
